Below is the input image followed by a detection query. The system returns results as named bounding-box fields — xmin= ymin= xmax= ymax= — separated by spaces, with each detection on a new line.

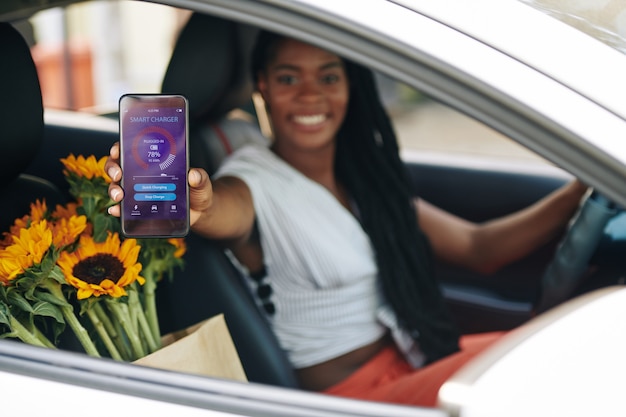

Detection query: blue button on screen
xmin=134 ymin=193 xmax=177 ymax=201
xmin=134 ymin=183 xmax=176 ymax=192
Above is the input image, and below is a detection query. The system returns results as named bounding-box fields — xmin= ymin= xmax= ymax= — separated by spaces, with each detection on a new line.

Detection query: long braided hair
xmin=251 ymin=31 xmax=460 ymax=363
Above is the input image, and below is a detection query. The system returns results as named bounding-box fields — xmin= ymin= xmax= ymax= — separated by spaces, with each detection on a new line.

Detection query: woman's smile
xmin=292 ymin=113 xmax=327 ymax=127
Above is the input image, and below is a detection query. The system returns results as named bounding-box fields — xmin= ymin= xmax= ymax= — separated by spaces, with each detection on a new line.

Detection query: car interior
xmin=0 ymin=22 xmax=66 ymax=233
xmin=3 ymin=5 xmax=624 ymax=392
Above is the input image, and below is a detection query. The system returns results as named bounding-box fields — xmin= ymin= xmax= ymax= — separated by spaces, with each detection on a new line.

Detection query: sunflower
xmin=51 ymin=215 xmax=88 ymax=248
xmin=0 ymin=220 xmax=53 ymax=283
xmin=26 ymin=199 xmax=49 ymax=223
xmin=60 ymin=154 xmax=111 ymax=183
xmin=167 ymin=237 xmax=187 ymax=259
xmin=57 ymin=233 xmax=144 ymax=299
xmin=51 ymin=202 xmax=79 ymax=220
xmin=1 ymin=200 xmax=49 ymax=248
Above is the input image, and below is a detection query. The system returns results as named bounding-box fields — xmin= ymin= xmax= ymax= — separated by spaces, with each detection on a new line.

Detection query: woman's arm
xmin=105 ymin=142 xmax=256 ymax=247
xmin=187 ymin=170 xmax=257 ymax=245
xmin=416 ymin=180 xmax=588 ymax=275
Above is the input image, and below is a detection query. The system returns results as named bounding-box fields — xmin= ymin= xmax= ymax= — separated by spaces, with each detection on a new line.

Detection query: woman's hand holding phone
xmin=106 ymin=143 xmax=212 ymax=230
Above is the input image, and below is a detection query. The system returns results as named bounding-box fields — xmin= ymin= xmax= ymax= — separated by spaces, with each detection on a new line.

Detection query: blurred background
xmin=23 ymin=2 xmax=188 ymax=112
xmin=22 ymin=0 xmax=625 ymax=165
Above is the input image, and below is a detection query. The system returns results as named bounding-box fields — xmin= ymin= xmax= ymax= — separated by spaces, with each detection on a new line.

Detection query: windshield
xmin=520 ymin=0 xmax=626 ymax=54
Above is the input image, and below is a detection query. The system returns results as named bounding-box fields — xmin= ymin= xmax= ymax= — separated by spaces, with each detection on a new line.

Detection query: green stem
xmin=124 ymin=302 xmax=147 ymax=354
xmin=62 ymin=305 xmax=100 ymax=356
xmin=119 ymin=302 xmax=147 ymax=353
xmin=94 ymin=302 xmax=131 ymax=360
xmin=9 ymin=316 xmax=51 ymax=348
xmin=86 ymin=308 xmax=122 ymax=361
xmin=43 ymin=281 xmax=100 ymax=357
xmin=105 ymin=298 xmax=145 ymax=360
xmin=142 ymin=267 xmax=161 ymax=346
xmin=128 ymin=289 xmax=159 ymax=353
xmin=32 ymin=326 xmax=56 ymax=349
xmin=121 ymin=302 xmax=139 ymax=335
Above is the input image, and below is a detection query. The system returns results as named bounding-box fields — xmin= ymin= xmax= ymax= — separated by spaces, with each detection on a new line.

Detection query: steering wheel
xmin=535 ymin=189 xmax=619 ymax=314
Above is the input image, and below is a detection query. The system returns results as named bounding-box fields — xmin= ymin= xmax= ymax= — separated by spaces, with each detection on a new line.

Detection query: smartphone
xmin=119 ymin=94 xmax=189 ymax=238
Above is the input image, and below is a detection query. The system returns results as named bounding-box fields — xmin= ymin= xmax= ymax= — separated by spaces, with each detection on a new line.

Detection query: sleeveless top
xmin=215 ymin=144 xmax=425 ymax=368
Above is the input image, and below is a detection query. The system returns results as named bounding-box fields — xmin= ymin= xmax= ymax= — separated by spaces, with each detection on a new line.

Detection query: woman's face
xmin=257 ymin=38 xmax=349 ymax=154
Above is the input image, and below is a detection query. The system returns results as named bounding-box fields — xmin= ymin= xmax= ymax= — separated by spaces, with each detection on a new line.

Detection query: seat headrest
xmin=0 ymin=23 xmax=44 ymax=183
xmin=161 ymin=13 xmax=257 ymax=122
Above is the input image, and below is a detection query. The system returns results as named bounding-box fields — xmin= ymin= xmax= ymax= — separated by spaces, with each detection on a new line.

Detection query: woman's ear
xmin=256 ymin=74 xmax=271 ymax=112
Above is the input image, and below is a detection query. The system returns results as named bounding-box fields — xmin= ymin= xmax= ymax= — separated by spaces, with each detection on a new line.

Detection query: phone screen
xmin=119 ymin=94 xmax=189 ymax=237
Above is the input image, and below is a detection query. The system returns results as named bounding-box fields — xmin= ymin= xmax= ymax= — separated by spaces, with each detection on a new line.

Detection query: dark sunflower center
xmin=72 ymin=254 xmax=125 ymax=285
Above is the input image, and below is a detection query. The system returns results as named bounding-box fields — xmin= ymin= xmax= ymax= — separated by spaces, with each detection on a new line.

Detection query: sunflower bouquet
xmin=0 ymin=154 xmax=185 ymax=361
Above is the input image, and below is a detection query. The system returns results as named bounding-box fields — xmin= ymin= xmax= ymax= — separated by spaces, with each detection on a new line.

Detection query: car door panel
xmin=405 ymin=159 xmax=569 ymax=333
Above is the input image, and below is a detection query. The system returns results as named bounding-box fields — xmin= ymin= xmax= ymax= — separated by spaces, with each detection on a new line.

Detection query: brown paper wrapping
xmin=134 ymin=314 xmax=247 ymax=382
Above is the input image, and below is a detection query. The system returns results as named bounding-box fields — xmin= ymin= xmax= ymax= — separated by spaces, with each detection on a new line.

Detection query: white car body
xmin=1 ymin=0 xmax=626 ymax=416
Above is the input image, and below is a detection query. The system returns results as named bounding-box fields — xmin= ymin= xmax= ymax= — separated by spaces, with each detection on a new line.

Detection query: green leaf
xmin=40 ymin=252 xmax=57 ymax=269
xmin=83 ymin=195 xmax=97 ymax=215
xmin=7 ymin=290 xmax=34 ymax=313
xmin=48 ymin=265 xmax=66 ymax=285
xmin=32 ymin=301 xmax=65 ymax=324
xmin=0 ymin=303 xmax=12 ymax=326
xmin=92 ymin=213 xmax=112 ymax=242
xmin=35 ymin=290 xmax=71 ymax=308
xmin=0 ymin=286 xmax=8 ymax=304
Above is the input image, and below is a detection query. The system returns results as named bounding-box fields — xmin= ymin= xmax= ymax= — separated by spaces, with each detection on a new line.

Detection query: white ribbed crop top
xmin=215 ymin=144 xmax=425 ymax=369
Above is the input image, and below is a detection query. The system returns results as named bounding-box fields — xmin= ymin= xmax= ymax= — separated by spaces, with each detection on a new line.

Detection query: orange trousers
xmin=323 ymin=332 xmax=503 ymax=407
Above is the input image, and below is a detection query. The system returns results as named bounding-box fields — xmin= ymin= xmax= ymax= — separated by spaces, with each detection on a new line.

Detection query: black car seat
xmin=0 ymin=23 xmax=65 ymax=233
xmin=156 ymin=13 xmax=297 ymax=388
xmin=161 ymin=12 xmax=268 ymax=175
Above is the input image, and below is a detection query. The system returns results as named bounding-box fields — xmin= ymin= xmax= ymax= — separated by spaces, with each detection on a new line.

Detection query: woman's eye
xmin=321 ymin=74 xmax=340 ymax=84
xmin=277 ymin=74 xmax=297 ymax=85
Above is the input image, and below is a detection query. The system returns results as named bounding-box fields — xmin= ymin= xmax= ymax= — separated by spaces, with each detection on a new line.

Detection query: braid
xmin=336 ymin=63 xmax=460 ymax=362
xmin=251 ymin=30 xmax=460 ymax=363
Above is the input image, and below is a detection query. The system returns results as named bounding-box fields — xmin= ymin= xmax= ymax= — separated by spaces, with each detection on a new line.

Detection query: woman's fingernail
xmin=111 ymin=189 xmax=120 ymax=201
xmin=108 ymin=167 xmax=118 ymax=181
xmin=189 ymin=169 xmax=200 ymax=184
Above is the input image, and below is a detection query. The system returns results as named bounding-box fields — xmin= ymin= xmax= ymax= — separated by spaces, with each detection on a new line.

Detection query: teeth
xmin=294 ymin=114 xmax=326 ymax=125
